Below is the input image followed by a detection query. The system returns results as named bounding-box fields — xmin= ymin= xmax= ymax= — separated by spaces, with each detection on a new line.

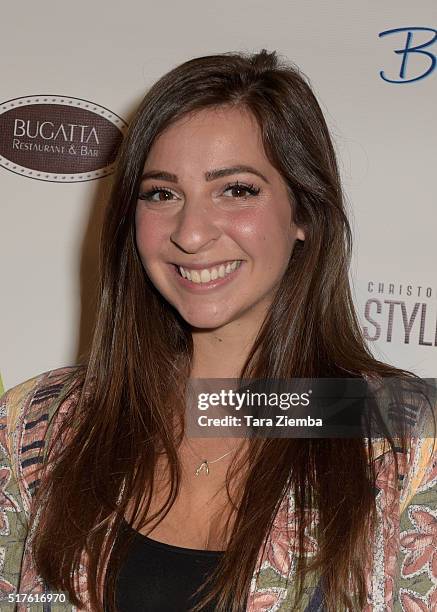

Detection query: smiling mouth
xmin=174 ymin=260 xmax=243 ymax=284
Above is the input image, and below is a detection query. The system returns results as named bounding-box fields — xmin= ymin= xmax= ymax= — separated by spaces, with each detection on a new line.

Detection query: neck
xmin=190 ymin=316 xmax=264 ymax=379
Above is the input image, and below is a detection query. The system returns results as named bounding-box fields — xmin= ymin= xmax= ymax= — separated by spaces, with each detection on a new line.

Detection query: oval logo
xmin=0 ymin=95 xmax=127 ymax=182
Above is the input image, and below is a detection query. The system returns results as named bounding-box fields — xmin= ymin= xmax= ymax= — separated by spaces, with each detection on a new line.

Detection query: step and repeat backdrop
xmin=1 ymin=1 xmax=436 ymax=389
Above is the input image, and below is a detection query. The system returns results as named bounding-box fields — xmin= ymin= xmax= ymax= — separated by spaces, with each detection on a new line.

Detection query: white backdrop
xmin=1 ymin=0 xmax=436 ymax=389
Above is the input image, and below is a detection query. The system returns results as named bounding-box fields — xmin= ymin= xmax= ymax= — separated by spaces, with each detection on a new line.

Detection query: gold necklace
xmin=184 ymin=440 xmax=239 ymax=476
xmin=194 ymin=448 xmax=236 ymax=476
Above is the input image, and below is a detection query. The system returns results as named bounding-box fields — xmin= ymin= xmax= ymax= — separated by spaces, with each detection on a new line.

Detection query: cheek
xmin=227 ymin=206 xmax=294 ymax=262
xmin=135 ymin=210 xmax=169 ymax=262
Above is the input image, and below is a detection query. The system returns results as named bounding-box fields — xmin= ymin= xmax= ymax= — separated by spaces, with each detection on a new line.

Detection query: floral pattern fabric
xmin=0 ymin=368 xmax=435 ymax=611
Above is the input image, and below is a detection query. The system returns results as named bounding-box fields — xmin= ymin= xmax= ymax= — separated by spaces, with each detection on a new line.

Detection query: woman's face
xmin=135 ymin=105 xmax=305 ymax=331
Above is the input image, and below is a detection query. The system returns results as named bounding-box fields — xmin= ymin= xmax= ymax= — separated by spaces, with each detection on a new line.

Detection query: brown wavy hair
xmin=30 ymin=49 xmax=428 ymax=611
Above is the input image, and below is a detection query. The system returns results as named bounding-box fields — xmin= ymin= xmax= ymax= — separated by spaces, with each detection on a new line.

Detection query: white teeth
xmin=177 ymin=260 xmax=241 ymax=284
xmin=200 ymin=269 xmax=211 ymax=283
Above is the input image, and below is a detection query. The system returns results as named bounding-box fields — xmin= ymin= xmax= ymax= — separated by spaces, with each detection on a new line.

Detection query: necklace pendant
xmin=195 ymin=460 xmax=209 ymax=476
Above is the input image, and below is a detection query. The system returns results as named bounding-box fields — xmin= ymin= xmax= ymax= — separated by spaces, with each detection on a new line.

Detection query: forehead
xmin=144 ymin=105 xmax=269 ymax=169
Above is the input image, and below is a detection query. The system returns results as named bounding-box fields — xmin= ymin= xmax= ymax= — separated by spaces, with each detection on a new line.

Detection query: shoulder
xmin=0 ymin=366 xmax=81 ymax=434
xmin=0 ymin=366 xmax=83 ymax=498
xmin=399 ymin=387 xmax=436 ymax=512
xmin=369 ymin=375 xmax=436 ymax=511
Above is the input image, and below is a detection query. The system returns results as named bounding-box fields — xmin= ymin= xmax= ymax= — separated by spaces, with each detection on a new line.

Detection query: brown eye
xmin=223 ymin=182 xmax=260 ymax=199
xmin=138 ymin=187 xmax=178 ymax=202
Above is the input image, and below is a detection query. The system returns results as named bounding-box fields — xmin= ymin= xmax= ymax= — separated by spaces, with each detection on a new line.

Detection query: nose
xmin=170 ymin=198 xmax=221 ymax=254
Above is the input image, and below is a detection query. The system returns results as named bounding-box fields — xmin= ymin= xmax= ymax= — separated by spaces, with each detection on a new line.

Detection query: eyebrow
xmin=140 ymin=165 xmax=270 ymax=184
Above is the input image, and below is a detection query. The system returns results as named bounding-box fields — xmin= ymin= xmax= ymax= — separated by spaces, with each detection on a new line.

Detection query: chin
xmin=176 ymin=306 xmax=234 ymax=330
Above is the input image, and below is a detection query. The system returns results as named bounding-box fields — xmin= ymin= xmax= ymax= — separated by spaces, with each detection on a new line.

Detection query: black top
xmin=111 ymin=519 xmax=225 ymax=612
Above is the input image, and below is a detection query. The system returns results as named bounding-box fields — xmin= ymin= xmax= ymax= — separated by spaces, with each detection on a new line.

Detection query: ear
xmin=296 ymin=226 xmax=305 ymax=241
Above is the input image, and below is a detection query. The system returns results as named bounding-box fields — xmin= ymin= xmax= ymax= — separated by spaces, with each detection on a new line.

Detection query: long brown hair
xmin=31 ymin=49 xmax=428 ymax=611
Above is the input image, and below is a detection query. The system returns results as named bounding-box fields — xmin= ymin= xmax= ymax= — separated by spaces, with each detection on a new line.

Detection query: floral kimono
xmin=0 ymin=367 xmax=435 ymax=611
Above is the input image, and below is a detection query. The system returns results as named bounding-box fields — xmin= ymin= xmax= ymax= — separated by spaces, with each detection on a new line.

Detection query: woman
xmin=0 ymin=49 xmax=435 ymax=612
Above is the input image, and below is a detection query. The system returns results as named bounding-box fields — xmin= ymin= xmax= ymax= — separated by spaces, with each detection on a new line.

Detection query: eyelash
xmin=138 ymin=181 xmax=261 ymax=202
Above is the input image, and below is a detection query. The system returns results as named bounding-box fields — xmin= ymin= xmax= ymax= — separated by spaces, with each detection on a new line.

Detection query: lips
xmin=172 ymin=259 xmax=243 ymax=270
